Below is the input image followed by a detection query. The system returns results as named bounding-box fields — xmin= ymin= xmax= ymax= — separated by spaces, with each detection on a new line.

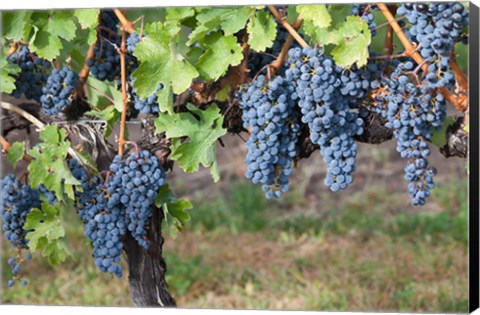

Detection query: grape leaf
xmin=6 ymin=141 xmax=25 ymax=169
xmin=297 ymin=5 xmax=332 ymax=29
xmin=155 ymin=184 xmax=193 ymax=239
xmin=154 ymin=103 xmax=227 ymax=182
xmin=195 ymin=32 xmax=243 ymax=81
xmin=1 ymin=58 xmax=20 ymax=94
xmin=431 ymin=116 xmax=455 ymax=147
xmin=247 ymin=10 xmax=277 ymax=52
xmin=132 ymin=23 xmax=198 ymax=114
xmin=165 ymin=8 xmax=195 ymax=23
xmin=85 ymin=77 xmax=123 ymax=111
xmin=74 ymin=9 xmax=100 ymax=45
xmin=221 ymin=7 xmax=256 ymax=35
xmin=24 ymin=203 xmax=71 ymax=266
xmin=29 ymin=11 xmax=78 ymax=60
xmin=186 ymin=8 xmax=232 ymax=45
xmin=303 ymin=21 xmax=341 ymax=45
xmin=28 ymin=125 xmax=81 ymax=201
xmin=331 ymin=16 xmax=371 ymax=67
xmin=2 ymin=11 xmax=32 ymax=41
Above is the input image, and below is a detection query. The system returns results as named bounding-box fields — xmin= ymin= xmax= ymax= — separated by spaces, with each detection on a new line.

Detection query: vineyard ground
xmin=1 ymin=135 xmax=468 ymax=311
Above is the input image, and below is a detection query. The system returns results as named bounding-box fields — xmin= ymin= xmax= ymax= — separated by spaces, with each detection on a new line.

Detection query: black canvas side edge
xmin=469 ymin=2 xmax=480 ymax=313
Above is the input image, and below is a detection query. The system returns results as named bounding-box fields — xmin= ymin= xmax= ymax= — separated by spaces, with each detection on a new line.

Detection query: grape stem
xmin=268 ymin=5 xmax=308 ymax=48
xmin=6 ymin=42 xmax=19 ymax=57
xmin=270 ymin=17 xmax=304 ymax=71
xmin=377 ymin=3 xmax=468 ymax=113
xmin=384 ymin=5 xmax=397 ymax=56
xmin=118 ymin=27 xmax=128 ymax=156
xmin=0 ymin=136 xmax=11 ymax=152
xmin=114 ymin=9 xmax=136 ymax=34
xmin=76 ymin=43 xmax=96 ymax=98
xmin=449 ymin=53 xmax=468 ymax=93
xmin=125 ymin=141 xmax=140 ymax=158
xmin=0 ymin=101 xmax=83 ymax=164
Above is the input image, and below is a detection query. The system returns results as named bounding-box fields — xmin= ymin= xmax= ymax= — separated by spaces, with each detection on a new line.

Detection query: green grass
xmin=1 ymin=177 xmax=468 ymax=312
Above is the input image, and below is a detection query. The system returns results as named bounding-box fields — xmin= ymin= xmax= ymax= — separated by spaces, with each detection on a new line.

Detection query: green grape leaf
xmin=29 ymin=11 xmax=78 ymax=60
xmin=154 ymin=103 xmax=227 ymax=182
xmin=247 ymin=10 xmax=277 ymax=52
xmin=155 ymin=184 xmax=193 ymax=239
xmin=24 ymin=203 xmax=70 ymax=266
xmin=85 ymin=77 xmax=123 ymax=111
xmin=331 ymin=16 xmax=371 ymax=67
xmin=132 ymin=23 xmax=198 ymax=114
xmin=2 ymin=11 xmax=33 ymax=41
xmin=6 ymin=141 xmax=25 ymax=169
xmin=431 ymin=116 xmax=455 ymax=147
xmin=74 ymin=9 xmax=100 ymax=28
xmin=28 ymin=125 xmax=81 ymax=201
xmin=303 ymin=21 xmax=341 ymax=45
xmin=297 ymin=5 xmax=332 ymax=29
xmin=165 ymin=8 xmax=195 ymax=23
xmin=74 ymin=9 xmax=100 ymax=45
xmin=1 ymin=58 xmax=20 ymax=94
xmin=195 ymin=32 xmax=243 ymax=81
xmin=187 ymin=8 xmax=231 ymax=45
xmin=221 ymin=7 xmax=256 ymax=35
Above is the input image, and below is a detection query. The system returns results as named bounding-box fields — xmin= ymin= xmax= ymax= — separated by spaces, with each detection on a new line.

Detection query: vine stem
xmin=118 ymin=28 xmax=128 ymax=156
xmin=270 ymin=17 xmax=303 ymax=71
xmin=377 ymin=3 xmax=467 ymax=112
xmin=449 ymin=53 xmax=468 ymax=92
xmin=6 ymin=42 xmax=19 ymax=57
xmin=0 ymin=136 xmax=11 ymax=151
xmin=384 ymin=5 xmax=397 ymax=56
xmin=76 ymin=43 xmax=95 ymax=98
xmin=0 ymin=101 xmax=83 ymax=163
xmin=268 ymin=6 xmax=308 ymax=48
xmin=114 ymin=9 xmax=135 ymax=34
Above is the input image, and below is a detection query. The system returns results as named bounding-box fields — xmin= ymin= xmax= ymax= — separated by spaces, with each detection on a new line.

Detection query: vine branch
xmin=114 ymin=9 xmax=136 ymax=34
xmin=271 ymin=17 xmax=303 ymax=71
xmin=118 ymin=27 xmax=128 ymax=156
xmin=76 ymin=43 xmax=96 ymax=98
xmin=6 ymin=42 xmax=19 ymax=57
xmin=0 ymin=101 xmax=83 ymax=164
xmin=268 ymin=6 xmax=308 ymax=48
xmin=377 ymin=3 xmax=468 ymax=113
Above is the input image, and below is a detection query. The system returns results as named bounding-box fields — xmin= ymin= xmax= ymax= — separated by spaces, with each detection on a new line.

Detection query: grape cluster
xmin=6 ymin=253 xmax=32 ymax=287
xmin=285 ymin=47 xmax=366 ymax=192
xmin=240 ymin=75 xmax=300 ymax=199
xmin=108 ymin=150 xmax=166 ymax=247
xmin=7 ymin=45 xmax=51 ymax=101
xmin=82 ymin=183 xmax=126 ymax=277
xmin=130 ymin=80 xmax=163 ymax=114
xmin=371 ymin=60 xmax=446 ymax=205
xmin=126 ymin=33 xmax=141 ymax=54
xmin=0 ymin=174 xmax=40 ymax=249
xmin=398 ymin=2 xmax=468 ymax=60
xmin=72 ymin=151 xmax=166 ymax=276
xmin=40 ymin=66 xmax=79 ymax=116
xmin=87 ymin=10 xmax=121 ymax=81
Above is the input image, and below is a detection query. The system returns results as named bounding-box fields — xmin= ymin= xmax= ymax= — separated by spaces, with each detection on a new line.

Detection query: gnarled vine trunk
xmin=124 ymin=206 xmax=176 ymax=307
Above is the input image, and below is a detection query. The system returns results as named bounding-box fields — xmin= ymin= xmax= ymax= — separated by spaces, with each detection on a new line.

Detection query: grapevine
xmin=0 ymin=3 xmax=471 ymax=307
